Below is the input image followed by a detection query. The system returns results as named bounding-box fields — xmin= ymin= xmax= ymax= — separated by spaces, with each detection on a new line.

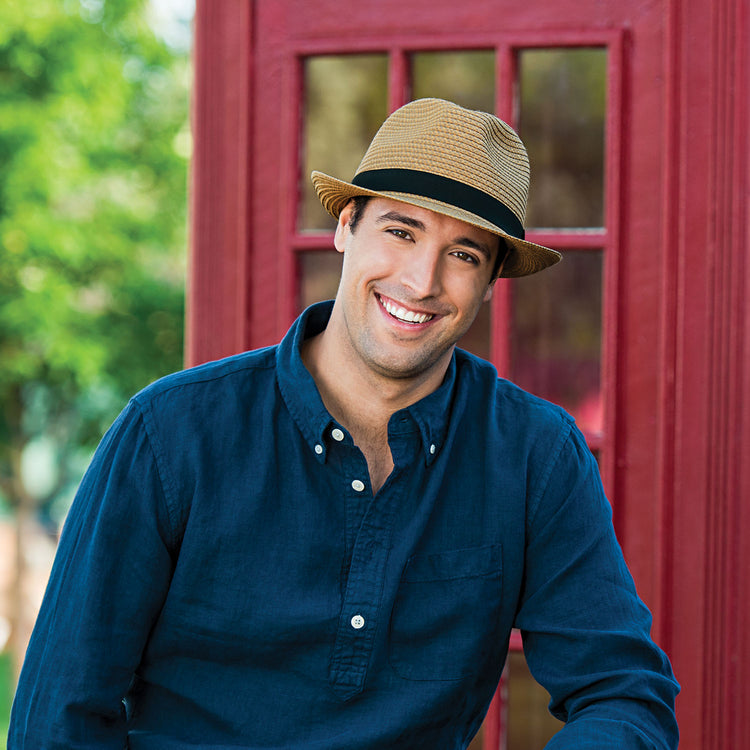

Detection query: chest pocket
xmin=388 ymin=544 xmax=503 ymax=681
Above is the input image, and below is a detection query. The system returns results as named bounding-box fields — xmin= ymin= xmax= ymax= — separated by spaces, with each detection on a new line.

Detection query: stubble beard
xmin=343 ymin=306 xmax=463 ymax=384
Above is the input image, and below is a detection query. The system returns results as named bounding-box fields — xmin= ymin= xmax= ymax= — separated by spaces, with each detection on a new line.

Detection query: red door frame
xmin=187 ymin=1 xmax=750 ymax=747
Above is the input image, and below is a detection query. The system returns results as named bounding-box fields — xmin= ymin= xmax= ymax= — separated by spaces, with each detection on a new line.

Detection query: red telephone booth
xmin=188 ymin=1 xmax=750 ymax=747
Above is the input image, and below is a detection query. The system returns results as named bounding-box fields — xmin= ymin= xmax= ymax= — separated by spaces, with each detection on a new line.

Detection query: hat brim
xmin=311 ymin=171 xmax=561 ymax=279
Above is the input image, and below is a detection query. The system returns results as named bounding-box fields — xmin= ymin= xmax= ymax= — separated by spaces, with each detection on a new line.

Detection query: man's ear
xmin=334 ymin=203 xmax=354 ymax=254
xmin=483 ymin=279 xmax=497 ymax=303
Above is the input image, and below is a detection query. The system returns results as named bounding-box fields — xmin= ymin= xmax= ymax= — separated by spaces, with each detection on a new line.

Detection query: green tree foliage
xmin=0 ymin=0 xmax=189 ymax=525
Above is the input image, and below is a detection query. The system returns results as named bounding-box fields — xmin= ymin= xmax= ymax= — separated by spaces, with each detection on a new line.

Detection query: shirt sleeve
xmin=514 ymin=420 xmax=680 ymax=750
xmin=8 ymin=399 xmax=178 ymax=749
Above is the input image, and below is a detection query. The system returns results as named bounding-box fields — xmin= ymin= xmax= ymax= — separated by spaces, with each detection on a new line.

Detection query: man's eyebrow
xmin=374 ymin=210 xmax=427 ymax=232
xmin=452 ymin=236 xmax=493 ymax=262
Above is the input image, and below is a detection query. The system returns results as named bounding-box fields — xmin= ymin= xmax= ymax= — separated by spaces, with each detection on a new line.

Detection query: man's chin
xmin=364 ymin=346 xmax=455 ymax=382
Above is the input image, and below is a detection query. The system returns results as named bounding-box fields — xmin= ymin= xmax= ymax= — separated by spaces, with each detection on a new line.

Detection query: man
xmin=9 ymin=98 xmax=679 ymax=749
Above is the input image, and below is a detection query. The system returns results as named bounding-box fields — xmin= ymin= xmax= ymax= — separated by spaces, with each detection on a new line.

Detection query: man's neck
xmin=300 ymin=323 xmax=448 ymax=435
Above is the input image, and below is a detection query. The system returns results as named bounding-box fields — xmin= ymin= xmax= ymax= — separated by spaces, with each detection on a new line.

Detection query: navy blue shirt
xmin=9 ymin=302 xmax=678 ymax=749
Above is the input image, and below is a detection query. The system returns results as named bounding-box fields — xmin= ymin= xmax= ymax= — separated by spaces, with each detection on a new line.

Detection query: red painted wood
xmin=671 ymin=2 xmax=748 ymax=747
xmin=279 ymin=56 xmax=306 ymax=335
xmin=187 ymin=1 xmax=750 ymax=747
xmin=248 ymin=0 xmax=289 ymax=350
xmin=482 ymin=679 xmax=505 ymax=750
xmin=653 ymin=0 xmax=750 ymax=746
xmin=388 ymin=49 xmax=410 ymax=111
xmin=599 ymin=32 xmax=625 ymax=503
xmin=187 ymin=0 xmax=253 ymax=366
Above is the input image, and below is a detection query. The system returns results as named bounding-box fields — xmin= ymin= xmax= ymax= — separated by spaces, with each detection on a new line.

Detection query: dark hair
xmin=347 ymin=196 xmax=372 ymax=232
xmin=346 ymin=194 xmax=509 ymax=278
xmin=492 ymin=240 xmax=511 ymax=278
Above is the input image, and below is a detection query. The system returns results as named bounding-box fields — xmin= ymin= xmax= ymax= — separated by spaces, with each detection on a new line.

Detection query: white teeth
xmin=380 ymin=296 xmax=433 ymax=325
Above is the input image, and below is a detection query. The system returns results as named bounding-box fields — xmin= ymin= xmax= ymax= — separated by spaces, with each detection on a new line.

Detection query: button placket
xmin=327 ymin=415 xmax=427 ymax=700
xmin=329 ymin=476 xmax=401 ymax=701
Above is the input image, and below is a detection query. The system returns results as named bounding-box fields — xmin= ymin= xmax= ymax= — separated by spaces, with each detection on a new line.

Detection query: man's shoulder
xmin=132 ymin=344 xmax=279 ymax=410
xmin=454 ymin=349 xmax=575 ymax=433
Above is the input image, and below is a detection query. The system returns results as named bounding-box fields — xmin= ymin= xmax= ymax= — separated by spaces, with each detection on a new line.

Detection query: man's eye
xmin=452 ymin=250 xmax=479 ymax=264
xmin=387 ymin=228 xmax=412 ymax=240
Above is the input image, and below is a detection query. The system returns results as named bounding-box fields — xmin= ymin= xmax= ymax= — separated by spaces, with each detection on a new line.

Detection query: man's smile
xmin=376 ymin=293 xmax=436 ymax=326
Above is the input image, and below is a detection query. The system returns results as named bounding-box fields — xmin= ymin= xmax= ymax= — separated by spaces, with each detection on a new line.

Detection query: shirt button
xmin=350 ymin=614 xmax=365 ymax=630
xmin=351 ymin=479 xmax=365 ymax=492
xmin=331 ymin=428 xmax=345 ymax=442
xmin=314 ymin=444 xmax=323 ymax=455
xmin=430 ymin=443 xmax=436 ymax=454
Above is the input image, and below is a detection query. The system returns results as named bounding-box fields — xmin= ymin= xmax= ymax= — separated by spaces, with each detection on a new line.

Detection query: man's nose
xmin=401 ymin=247 xmax=443 ymax=299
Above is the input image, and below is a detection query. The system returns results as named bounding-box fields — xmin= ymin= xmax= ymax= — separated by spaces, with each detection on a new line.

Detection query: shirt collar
xmin=276 ymin=301 xmax=456 ymax=466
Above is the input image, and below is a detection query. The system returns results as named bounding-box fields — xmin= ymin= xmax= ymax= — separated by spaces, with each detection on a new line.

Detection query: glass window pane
xmin=519 ymin=48 xmax=607 ymax=229
xmin=510 ymin=250 xmax=603 ymax=437
xmin=506 ymin=651 xmax=564 ymax=748
xmin=298 ymin=251 xmax=342 ymax=310
xmin=467 ymin=651 xmax=564 ymax=750
xmin=300 ymin=55 xmax=388 ymax=231
xmin=467 ymin=725 xmax=484 ymax=749
xmin=411 ymin=51 xmax=495 ymax=112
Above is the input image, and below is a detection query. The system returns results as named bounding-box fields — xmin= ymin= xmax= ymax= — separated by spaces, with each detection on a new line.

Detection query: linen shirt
xmin=9 ymin=301 xmax=679 ymax=749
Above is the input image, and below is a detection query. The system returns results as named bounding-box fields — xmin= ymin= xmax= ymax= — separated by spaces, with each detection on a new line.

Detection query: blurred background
xmin=0 ymin=0 xmax=194 ymax=740
xmin=3 ymin=0 xmax=744 ymax=746
xmin=0 ymin=3 xmax=606 ymax=743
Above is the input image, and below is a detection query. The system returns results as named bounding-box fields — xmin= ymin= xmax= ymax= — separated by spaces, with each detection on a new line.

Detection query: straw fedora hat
xmin=311 ymin=99 xmax=561 ymax=277
xmin=311 ymin=98 xmax=561 ymax=278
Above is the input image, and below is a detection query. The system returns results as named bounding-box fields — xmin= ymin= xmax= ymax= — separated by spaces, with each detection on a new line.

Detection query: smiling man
xmin=9 ymin=99 xmax=679 ymax=749
xmin=303 ymin=197 xmax=503 ymax=493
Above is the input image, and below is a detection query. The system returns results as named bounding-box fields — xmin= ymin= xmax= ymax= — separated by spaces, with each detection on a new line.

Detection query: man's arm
xmin=8 ymin=401 xmax=176 ymax=749
xmin=515 ymin=422 xmax=679 ymax=750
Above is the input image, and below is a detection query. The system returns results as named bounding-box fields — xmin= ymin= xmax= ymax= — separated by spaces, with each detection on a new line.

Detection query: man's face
xmin=329 ymin=197 xmax=499 ymax=383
